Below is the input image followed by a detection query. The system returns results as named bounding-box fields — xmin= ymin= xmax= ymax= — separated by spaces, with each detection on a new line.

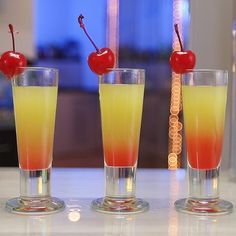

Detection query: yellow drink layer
xmin=13 ymin=86 xmax=57 ymax=170
xmin=99 ymin=84 xmax=144 ymax=166
xmin=182 ymin=85 xmax=227 ymax=169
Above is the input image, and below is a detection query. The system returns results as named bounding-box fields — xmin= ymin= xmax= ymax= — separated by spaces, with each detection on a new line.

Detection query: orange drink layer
xmin=99 ymin=84 xmax=144 ymax=167
xmin=182 ymin=85 xmax=227 ymax=170
xmin=13 ymin=86 xmax=57 ymax=170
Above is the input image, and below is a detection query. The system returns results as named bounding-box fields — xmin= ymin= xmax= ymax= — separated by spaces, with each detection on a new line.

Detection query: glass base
xmin=91 ymin=197 xmax=149 ymax=214
xmin=175 ymin=198 xmax=233 ymax=215
xmin=6 ymin=197 xmax=65 ymax=215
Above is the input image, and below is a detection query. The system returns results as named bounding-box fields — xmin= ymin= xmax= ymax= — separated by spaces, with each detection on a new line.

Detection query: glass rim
xmin=106 ymin=68 xmax=145 ymax=73
xmin=184 ymin=69 xmax=228 ymax=74
xmin=15 ymin=67 xmax=58 ymax=73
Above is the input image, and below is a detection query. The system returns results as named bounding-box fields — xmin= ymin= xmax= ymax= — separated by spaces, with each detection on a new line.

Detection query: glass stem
xmin=105 ymin=166 xmax=136 ymax=199
xmin=188 ymin=165 xmax=220 ymax=200
xmin=20 ymin=168 xmax=51 ymax=200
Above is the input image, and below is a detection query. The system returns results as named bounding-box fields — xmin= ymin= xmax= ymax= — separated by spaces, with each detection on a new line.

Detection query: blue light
xmin=34 ymin=0 xmax=106 ymax=90
xmin=119 ymin=0 xmax=173 ymax=51
xmin=34 ymin=0 xmax=177 ymax=90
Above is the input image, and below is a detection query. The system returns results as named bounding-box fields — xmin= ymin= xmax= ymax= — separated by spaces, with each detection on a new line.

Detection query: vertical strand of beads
xmin=168 ymin=0 xmax=184 ymax=170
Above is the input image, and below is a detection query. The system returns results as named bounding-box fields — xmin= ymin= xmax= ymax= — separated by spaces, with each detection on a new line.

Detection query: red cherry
xmin=170 ymin=24 xmax=196 ymax=73
xmin=0 ymin=24 xmax=27 ymax=79
xmin=170 ymin=50 xmax=196 ymax=74
xmin=0 ymin=51 xmax=27 ymax=78
xmin=78 ymin=14 xmax=115 ymax=75
xmin=88 ymin=48 xmax=115 ymax=75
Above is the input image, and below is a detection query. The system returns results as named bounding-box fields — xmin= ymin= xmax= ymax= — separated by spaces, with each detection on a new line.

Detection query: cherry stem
xmin=174 ymin=24 xmax=184 ymax=52
xmin=78 ymin=14 xmax=100 ymax=53
xmin=9 ymin=24 xmax=15 ymax=52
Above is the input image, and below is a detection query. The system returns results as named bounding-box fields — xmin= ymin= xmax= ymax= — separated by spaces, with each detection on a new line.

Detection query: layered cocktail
xmin=6 ymin=67 xmax=65 ymax=214
xmin=175 ymin=70 xmax=233 ymax=215
xmin=91 ymin=68 xmax=149 ymax=214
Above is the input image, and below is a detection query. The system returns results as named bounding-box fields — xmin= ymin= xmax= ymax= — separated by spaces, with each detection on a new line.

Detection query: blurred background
xmin=0 ymin=0 xmax=235 ymax=169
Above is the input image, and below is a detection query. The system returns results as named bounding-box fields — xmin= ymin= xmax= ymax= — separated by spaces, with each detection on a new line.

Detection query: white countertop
xmin=0 ymin=167 xmax=236 ymax=235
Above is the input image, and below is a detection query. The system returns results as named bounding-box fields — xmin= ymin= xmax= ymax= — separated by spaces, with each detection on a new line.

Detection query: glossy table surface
xmin=0 ymin=167 xmax=236 ymax=235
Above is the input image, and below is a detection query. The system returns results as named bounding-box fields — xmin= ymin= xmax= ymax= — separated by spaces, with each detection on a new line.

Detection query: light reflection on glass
xmin=66 ymin=198 xmax=82 ymax=223
xmin=25 ymin=216 xmax=51 ymax=236
xmin=104 ymin=215 xmax=136 ymax=236
xmin=185 ymin=216 xmax=219 ymax=235
xmin=126 ymin=178 xmax=133 ymax=192
xmin=68 ymin=210 xmax=81 ymax=222
xmin=38 ymin=177 xmax=43 ymax=194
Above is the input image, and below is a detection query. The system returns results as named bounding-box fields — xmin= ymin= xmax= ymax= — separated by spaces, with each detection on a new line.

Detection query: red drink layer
xmin=104 ymin=144 xmax=138 ymax=166
xmin=186 ymin=134 xmax=223 ymax=169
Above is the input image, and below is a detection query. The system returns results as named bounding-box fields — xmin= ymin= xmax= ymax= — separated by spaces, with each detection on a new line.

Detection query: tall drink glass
xmin=175 ymin=69 xmax=233 ymax=215
xmin=6 ymin=67 xmax=65 ymax=214
xmin=91 ymin=68 xmax=149 ymax=214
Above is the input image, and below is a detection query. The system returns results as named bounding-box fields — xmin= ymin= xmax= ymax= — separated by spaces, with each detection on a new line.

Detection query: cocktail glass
xmin=91 ymin=68 xmax=149 ymax=214
xmin=6 ymin=67 xmax=65 ymax=214
xmin=175 ymin=69 xmax=233 ymax=215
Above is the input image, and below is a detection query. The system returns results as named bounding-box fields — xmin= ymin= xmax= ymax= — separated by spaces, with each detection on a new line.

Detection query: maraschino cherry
xmin=78 ymin=14 xmax=115 ymax=75
xmin=170 ymin=24 xmax=196 ymax=74
xmin=0 ymin=24 xmax=27 ymax=79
